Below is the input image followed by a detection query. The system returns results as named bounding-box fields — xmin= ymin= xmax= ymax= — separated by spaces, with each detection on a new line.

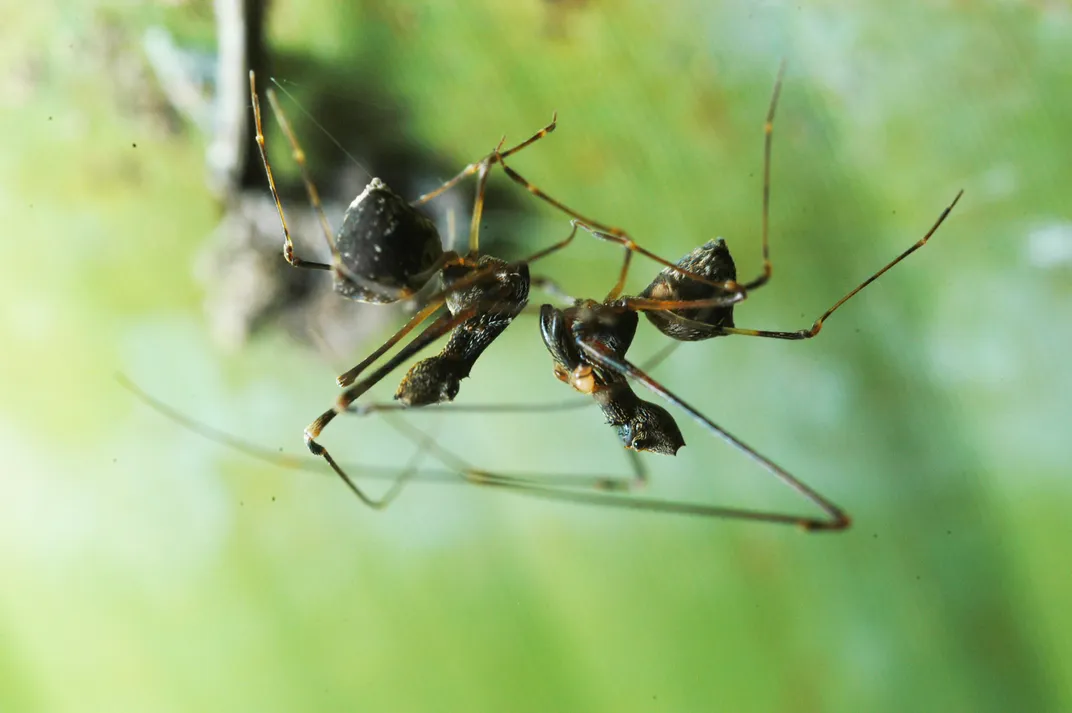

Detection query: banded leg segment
xmin=249 ymin=70 xmax=333 ymax=271
xmin=336 ymin=298 xmax=447 ymax=387
xmin=722 ymin=190 xmax=964 ymax=341
xmin=741 ymin=58 xmax=787 ymax=291
xmin=411 ymin=114 xmax=559 ymax=255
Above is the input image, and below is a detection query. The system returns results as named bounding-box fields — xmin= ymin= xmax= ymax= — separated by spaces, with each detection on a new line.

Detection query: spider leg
xmin=497 ymin=158 xmax=748 ymax=302
xmin=740 ymin=58 xmax=787 ymax=291
xmin=249 ymin=70 xmax=334 ymax=271
xmin=410 ymin=114 xmax=558 ymax=255
xmin=721 ymin=190 xmax=963 ymax=341
xmin=409 ymin=113 xmax=557 ymax=208
xmin=575 ymin=340 xmax=851 ymax=531
xmin=336 ymin=298 xmax=447 ymax=387
xmin=116 ymin=374 xmax=457 ymax=508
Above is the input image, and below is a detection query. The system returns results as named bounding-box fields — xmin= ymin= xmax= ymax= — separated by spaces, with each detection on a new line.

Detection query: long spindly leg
xmin=577 ymin=61 xmax=782 ymax=299
xmin=126 ymin=374 xmax=808 ymax=519
xmin=721 ymin=190 xmax=964 ymax=341
xmin=740 ymin=59 xmax=787 ymax=292
xmin=248 ymin=71 xmax=334 ymax=271
xmin=116 ymin=374 xmax=458 ymax=506
xmin=409 ymin=113 xmax=557 ymax=209
xmin=255 ymin=72 xmax=432 ymax=301
xmin=465 ymin=151 xmax=496 ymax=257
xmin=384 ymin=411 xmax=846 ymax=524
xmin=124 ymin=372 xmax=654 ymax=508
xmin=339 ymin=329 xmax=684 ymax=419
xmin=322 ymin=415 xmax=443 ymax=510
xmin=616 ymin=290 xmax=746 ymax=314
xmin=411 ymin=114 xmax=558 ymax=255
xmin=576 ymin=341 xmax=851 ymax=531
xmin=496 ymin=162 xmax=747 ymax=302
xmin=494 ymin=62 xmax=790 ymax=302
xmin=611 ymin=191 xmax=960 ymax=330
xmin=382 ymin=416 xmax=648 ymax=494
xmin=425 ymin=219 xmax=585 ymax=308
xmin=129 ymin=366 xmax=845 ymax=520
xmin=576 ymin=222 xmax=749 ymax=303
xmin=304 ymin=304 xmax=487 ymax=497
xmin=459 ymin=120 xmax=565 ymax=257
xmin=120 ymin=373 xmax=655 ymax=510
xmin=336 ymin=298 xmax=447 ymax=387
xmin=414 ymin=110 xmax=722 ymax=275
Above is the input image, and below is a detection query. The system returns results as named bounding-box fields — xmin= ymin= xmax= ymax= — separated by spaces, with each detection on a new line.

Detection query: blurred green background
xmin=3 ymin=1 xmax=1070 ymax=711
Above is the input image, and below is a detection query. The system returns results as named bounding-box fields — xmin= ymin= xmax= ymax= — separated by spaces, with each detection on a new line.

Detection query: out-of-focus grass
xmin=2 ymin=1 xmax=1070 ymax=712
